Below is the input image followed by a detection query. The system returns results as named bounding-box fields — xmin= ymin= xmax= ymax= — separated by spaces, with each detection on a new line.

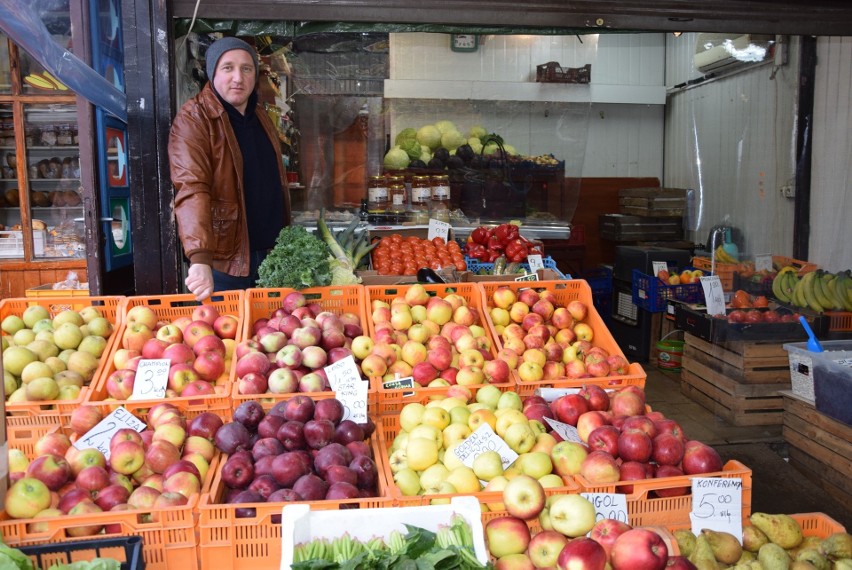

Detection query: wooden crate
xmin=680 ymin=334 xmax=789 ymax=426
xmin=599 ymin=214 xmax=683 ymax=242
xmin=683 ymin=334 xmax=793 ymax=384
xmin=618 ymin=187 xmax=687 ymax=217
xmin=782 ymin=391 xmax=852 ymax=513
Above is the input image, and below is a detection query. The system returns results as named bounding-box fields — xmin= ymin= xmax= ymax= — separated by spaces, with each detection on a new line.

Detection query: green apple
xmin=387 ymin=448 xmax=409 ymax=474
xmin=52 ymin=309 xmax=83 ymax=327
xmin=1 ymin=336 xmax=8 ymax=350
xmin=538 ymin=474 xmax=565 ymax=488
xmin=442 ymin=423 xmax=472 ymax=448
xmin=495 ymin=409 xmax=528 ymax=437
xmin=53 ymin=323 xmax=83 ymax=350
xmin=391 ymin=431 xmax=410 ymax=453
xmin=424 ymin=481 xmax=456 ymax=497
xmin=54 ymin=370 xmax=85 ymax=388
xmin=31 ymin=318 xmax=54 ymax=334
xmin=3 ymin=346 xmax=38 ymax=376
xmin=12 ymin=328 xmax=36 ymax=347
xmin=485 ymin=516 xmax=532 ymax=558
xmin=422 ymin=407 xmax=451 ymax=431
xmin=442 ymin=443 xmax=465 ymax=471
xmin=86 ymin=317 xmax=114 ymax=338
xmin=548 ymin=494 xmax=597 ymax=537
xmin=419 ymin=463 xmax=450 ymax=491
xmin=476 ymin=384 xmax=503 ymax=410
xmin=399 ymin=402 xmax=426 ymax=432
xmin=25 ymin=376 xmax=60 ymax=400
xmin=449 ymin=405 xmax=471 ymax=426
xmin=66 ymin=351 xmax=99 ymax=382
xmin=8 ymin=387 xmax=28 ymax=403
xmin=406 ymin=437 xmax=439 ymax=471
xmin=43 ymin=356 xmax=66 ymax=375
xmin=409 ymin=424 xmax=442 ymax=449
xmin=1 ymin=315 xmax=25 ymax=335
xmin=58 ymin=384 xmax=81 ymax=400
xmin=518 ymin=451 xmax=553 ymax=479
xmin=5 ymin=477 xmax=51 ymax=519
xmin=483 ymin=475 xmax=509 ymax=511
xmin=22 ymin=305 xmax=50 ymax=328
xmin=497 ymin=391 xmax=523 ymax=411
xmin=20 ymin=361 xmax=55 ymax=384
xmin=34 ymin=330 xmax=55 ymax=344
xmin=504 ymin=422 xmax=537 ymax=454
xmin=77 ymin=335 xmax=107 ymax=358
xmin=550 ymin=441 xmax=588 ymax=477
xmin=445 ymin=466 xmax=480 ymax=494
xmin=473 ymin=450 xmax=505 ymax=482
xmin=393 ymin=468 xmax=421 ymax=496
xmin=26 ymin=339 xmax=59 ymax=361
xmin=7 ymin=448 xmax=29 ymax=472
xmin=78 ymin=306 xmax=103 ymax=324
xmin=4 ymin=369 xmax=19 ymax=396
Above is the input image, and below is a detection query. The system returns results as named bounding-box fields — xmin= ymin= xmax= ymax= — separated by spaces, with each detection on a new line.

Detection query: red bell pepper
xmin=486 ymin=234 xmax=504 ymax=253
xmin=493 ymin=223 xmax=519 ymax=245
xmin=504 ymin=238 xmax=528 ymax=262
xmin=486 ymin=250 xmax=502 ymax=262
xmin=467 ymin=244 xmax=489 ymax=261
xmin=470 ymin=226 xmax=492 ymax=245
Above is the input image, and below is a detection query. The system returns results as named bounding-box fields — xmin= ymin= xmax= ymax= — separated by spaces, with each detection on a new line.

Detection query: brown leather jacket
xmin=168 ymin=83 xmax=290 ymax=277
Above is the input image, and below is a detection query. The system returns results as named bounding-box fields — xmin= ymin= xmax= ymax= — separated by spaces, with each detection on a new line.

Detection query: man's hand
xmin=186 ymin=263 xmax=214 ymax=301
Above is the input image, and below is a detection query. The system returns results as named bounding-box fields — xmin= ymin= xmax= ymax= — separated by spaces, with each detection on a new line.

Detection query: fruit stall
xmin=0 ymin=256 xmax=850 ymax=569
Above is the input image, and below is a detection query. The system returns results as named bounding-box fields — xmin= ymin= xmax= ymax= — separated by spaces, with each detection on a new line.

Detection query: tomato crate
xmin=0 ymin=295 xmax=125 ymax=427
xmin=477 ymin=279 xmax=647 ymax=397
xmin=365 ymin=282 xmax=513 ymax=407
xmin=574 ymin=460 xmax=752 ymax=528
xmin=632 ymin=269 xmax=704 ymax=313
xmin=87 ymin=291 xmax=243 ymax=413
xmin=19 ymin=535 xmax=144 ymax=570
xmin=377 ymin=417 xmax=581 ymax=509
xmin=196 ymin=431 xmax=392 ymax=570
xmin=236 ymin=286 xmax=376 ymax=413
xmin=668 ymin=511 xmax=846 ymax=536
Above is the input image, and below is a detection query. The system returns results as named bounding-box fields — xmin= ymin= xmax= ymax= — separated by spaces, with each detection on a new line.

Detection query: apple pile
xmin=3 ymin=402 xmax=220 ymax=530
xmin=211 ymin=397 xmax=379 ymax=515
xmin=236 ymin=290 xmax=367 ymax=395
xmin=387 ymin=385 xmax=571 ymax=499
xmin=526 ymin=384 xmax=725 ymax=495
xmin=1 ymin=304 xmax=116 ymax=404
xmin=484 ymin=473 xmax=681 ymax=569
xmin=363 ymin=283 xmax=512 ymax=387
xmin=486 ymin=285 xmax=633 ymax=382
xmin=104 ymin=303 xmax=238 ymax=400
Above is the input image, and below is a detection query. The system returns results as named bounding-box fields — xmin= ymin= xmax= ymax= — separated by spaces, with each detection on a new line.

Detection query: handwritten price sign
xmin=453 ymin=424 xmax=518 ymax=470
xmin=74 ymin=407 xmax=146 ymax=460
xmin=581 ymin=493 xmax=629 ymax=524
xmin=324 ymin=356 xmax=362 ymax=392
xmin=336 ymin=378 xmax=369 ymax=424
xmin=544 ymin=417 xmax=584 ymax=443
xmin=690 ymin=477 xmax=743 ymax=540
xmin=700 ymin=276 xmax=726 ymax=316
xmin=130 ymin=359 xmax=170 ymax=400
xmin=527 ymin=254 xmax=545 ymax=273
xmin=428 ymin=219 xmax=451 ymax=242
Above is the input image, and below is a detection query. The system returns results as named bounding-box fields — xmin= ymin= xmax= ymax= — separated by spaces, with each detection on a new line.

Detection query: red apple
xmin=579 ymin=450 xmax=620 ymax=484
xmin=652 ymin=433 xmax=685 ymax=466
xmin=681 ymin=440 xmax=723 ymax=475
xmin=610 ymin=528 xmax=669 ymax=570
xmin=617 ymin=430 xmax=653 ymax=463
xmin=590 ymin=518 xmax=632 ymax=561
xmin=551 ymin=393 xmax=589 ymax=426
xmin=587 ymin=425 xmax=620 ymax=457
xmin=653 ymin=465 xmax=689 ymax=497
xmin=556 ymin=537 xmax=607 ymax=570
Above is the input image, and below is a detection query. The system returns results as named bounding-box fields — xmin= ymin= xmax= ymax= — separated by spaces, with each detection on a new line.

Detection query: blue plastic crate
xmin=581 ymin=268 xmax=613 ymax=324
xmin=464 ymin=255 xmax=566 ymax=279
xmin=632 ymin=268 xmax=704 ymax=312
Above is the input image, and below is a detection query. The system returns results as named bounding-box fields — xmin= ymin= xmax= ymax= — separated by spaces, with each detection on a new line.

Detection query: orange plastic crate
xmin=826 ymin=310 xmax=852 ymax=332
xmin=692 ymin=257 xmax=737 ymax=291
xmin=574 ymin=460 xmax=752 ymax=528
xmin=87 ymin=291 xmax=243 ymax=413
xmin=235 ymin=286 xmax=376 ymax=412
xmin=197 ymin=432 xmax=391 ymax=570
xmin=772 ymin=255 xmax=819 ymax=275
xmin=0 ymin=295 xmax=125 ymax=427
xmin=668 ymin=511 xmax=846 ymax=536
xmin=477 ymin=279 xmax=647 ymax=397
xmin=365 ymin=282 xmax=513 ymax=408
xmin=378 ymin=409 xmax=581 ymax=509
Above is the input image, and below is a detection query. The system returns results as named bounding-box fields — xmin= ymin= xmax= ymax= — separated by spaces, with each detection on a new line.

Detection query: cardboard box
xmin=279 ymin=496 xmax=488 ymax=568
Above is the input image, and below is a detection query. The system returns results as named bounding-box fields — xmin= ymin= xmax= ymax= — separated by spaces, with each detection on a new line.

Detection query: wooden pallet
xmin=782 ymin=392 xmax=852 ymax=513
xmin=618 ymin=188 xmax=687 ymax=217
xmin=683 ymin=334 xmax=792 ymax=384
xmin=680 ymin=334 xmax=789 ymax=426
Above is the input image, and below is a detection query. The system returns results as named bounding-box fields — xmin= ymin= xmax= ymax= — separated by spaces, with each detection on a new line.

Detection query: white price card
xmin=700 ymin=275 xmax=727 ymax=316
xmin=130 ymin=359 xmax=170 ymax=400
xmin=581 ymin=493 xmax=630 ymax=524
xmin=527 ymin=254 xmax=545 ymax=273
xmin=515 ymin=272 xmax=538 ymax=282
xmin=336 ymin=378 xmax=369 ymax=424
xmin=534 ymin=387 xmax=581 ymax=402
xmin=690 ymin=478 xmax=743 ymax=541
xmin=74 ymin=407 xmax=146 ymax=460
xmin=453 ymin=423 xmax=518 ymax=470
xmin=754 ymin=254 xmax=773 ymax=273
xmin=324 ymin=355 xmax=362 ymax=392
xmin=652 ymin=261 xmax=669 ymax=277
xmin=544 ymin=417 xmax=584 ymax=443
xmin=428 ymin=219 xmax=451 ymax=242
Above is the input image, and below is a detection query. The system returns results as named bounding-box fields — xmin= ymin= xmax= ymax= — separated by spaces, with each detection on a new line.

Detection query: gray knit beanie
xmin=205 ymin=37 xmax=259 ymax=81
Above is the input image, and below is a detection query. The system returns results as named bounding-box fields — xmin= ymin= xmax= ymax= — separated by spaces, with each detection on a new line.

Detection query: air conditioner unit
xmin=693 ymin=33 xmax=775 ymax=74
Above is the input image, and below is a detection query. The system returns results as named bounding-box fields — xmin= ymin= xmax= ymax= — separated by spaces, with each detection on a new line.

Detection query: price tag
xmin=527 ymin=254 xmax=545 ymax=273
xmin=652 ymin=261 xmax=669 ymax=277
xmin=544 ymin=417 xmax=584 ymax=443
xmin=754 ymin=254 xmax=773 ymax=273
xmin=581 ymin=493 xmax=629 ymax=524
xmin=336 ymin=378 xmax=369 ymax=424
xmin=324 ymin=355 xmax=362 ymax=392
xmin=129 ymin=359 xmax=170 ymax=400
xmin=382 ymin=376 xmax=415 ymax=390
xmin=428 ymin=219 xmax=451 ymax=242
xmin=535 ymin=387 xmax=581 ymax=402
xmin=700 ymin=276 xmax=726 ymax=316
xmin=515 ymin=272 xmax=538 ymax=282
xmin=74 ymin=407 xmax=146 ymax=460
xmin=690 ymin=478 xmax=743 ymax=540
xmin=453 ymin=424 xmax=518 ymax=470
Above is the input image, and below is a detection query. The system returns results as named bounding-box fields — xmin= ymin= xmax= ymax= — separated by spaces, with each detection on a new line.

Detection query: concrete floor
xmin=644 ymin=367 xmax=852 ymax=530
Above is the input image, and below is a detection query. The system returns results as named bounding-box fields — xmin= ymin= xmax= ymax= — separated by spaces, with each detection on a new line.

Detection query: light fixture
xmin=672 ymin=32 xmax=683 ymax=38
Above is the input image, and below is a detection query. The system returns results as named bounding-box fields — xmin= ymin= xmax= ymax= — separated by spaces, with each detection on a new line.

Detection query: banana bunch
xmin=714 ymin=245 xmax=739 ymax=264
xmin=773 ymin=267 xmax=852 ymax=312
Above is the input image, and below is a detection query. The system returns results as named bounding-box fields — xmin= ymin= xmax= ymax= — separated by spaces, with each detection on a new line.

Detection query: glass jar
xmin=431 ymin=174 xmax=451 ymax=221
xmin=410 ymin=175 xmax=432 ymax=220
xmin=388 ymin=183 xmax=407 ymax=214
xmin=367 ymin=175 xmax=389 ymax=213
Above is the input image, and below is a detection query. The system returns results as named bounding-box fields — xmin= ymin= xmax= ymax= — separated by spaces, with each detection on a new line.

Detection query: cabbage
xmin=503 ymin=144 xmax=517 ymax=156
xmin=434 ymin=120 xmax=457 ymax=135
xmin=383 ymin=147 xmax=410 ymax=170
xmin=400 ymin=139 xmax=422 ymax=160
xmin=468 ymin=137 xmax=483 ymax=154
xmin=394 ymin=128 xmax=417 ymax=146
xmin=419 ymin=150 xmax=432 ymax=162
xmin=416 ymin=125 xmax=442 ymax=149
xmin=441 ymin=130 xmax=466 ymax=151
xmin=468 ymin=125 xmax=487 ymax=140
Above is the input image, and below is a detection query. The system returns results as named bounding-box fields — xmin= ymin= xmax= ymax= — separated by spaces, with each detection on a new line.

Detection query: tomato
xmin=731 ymin=290 xmax=753 ymax=308
xmin=431 ymin=236 xmax=446 ymax=247
xmin=753 ymin=295 xmax=769 ymax=308
xmin=745 ymin=310 xmax=764 ymax=323
xmin=727 ymin=310 xmax=747 ymax=323
xmin=762 ymin=311 xmax=781 ymax=323
xmin=454 ymin=259 xmax=467 ymax=271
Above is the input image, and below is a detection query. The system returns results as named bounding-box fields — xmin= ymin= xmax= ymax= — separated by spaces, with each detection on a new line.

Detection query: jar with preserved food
xmin=410 ymin=175 xmax=431 ymax=223
xmin=431 ymin=174 xmax=451 ymax=222
xmin=388 ymin=183 xmax=407 ymax=216
xmin=367 ymin=175 xmax=389 ymax=214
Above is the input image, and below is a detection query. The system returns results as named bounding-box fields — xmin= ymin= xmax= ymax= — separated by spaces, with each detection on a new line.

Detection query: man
xmin=169 ymin=36 xmax=290 ymax=301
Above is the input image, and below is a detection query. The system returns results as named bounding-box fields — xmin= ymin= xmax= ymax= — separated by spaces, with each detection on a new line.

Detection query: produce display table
xmin=782 ymin=391 xmax=852 ymax=513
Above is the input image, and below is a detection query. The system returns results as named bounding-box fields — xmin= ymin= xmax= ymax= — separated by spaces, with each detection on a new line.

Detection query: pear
xmin=759 ymin=542 xmax=792 ymax=570
xmin=819 ymin=532 xmax=852 ymax=560
xmin=834 ymin=559 xmax=852 ymax=570
xmin=675 ymin=529 xmax=698 ymax=558
xmin=690 ymin=534 xmax=721 ymax=570
xmin=703 ymin=528 xmax=743 ymax=565
xmin=743 ymin=524 xmax=771 ymax=552
xmin=751 ymin=513 xmax=803 ymax=550
xmin=795 ymin=548 xmax=829 ymax=570
xmin=737 ymin=550 xmax=757 ymax=564
xmin=789 ymin=562 xmax=817 ymax=570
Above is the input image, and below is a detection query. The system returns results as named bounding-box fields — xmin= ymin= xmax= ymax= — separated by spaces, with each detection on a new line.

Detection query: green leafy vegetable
xmin=383 ymin=147 xmax=410 ymax=170
xmin=257 ymin=225 xmax=332 ymax=289
xmin=0 ymin=542 xmax=34 ymax=570
xmin=47 ymin=559 xmax=121 ymax=570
